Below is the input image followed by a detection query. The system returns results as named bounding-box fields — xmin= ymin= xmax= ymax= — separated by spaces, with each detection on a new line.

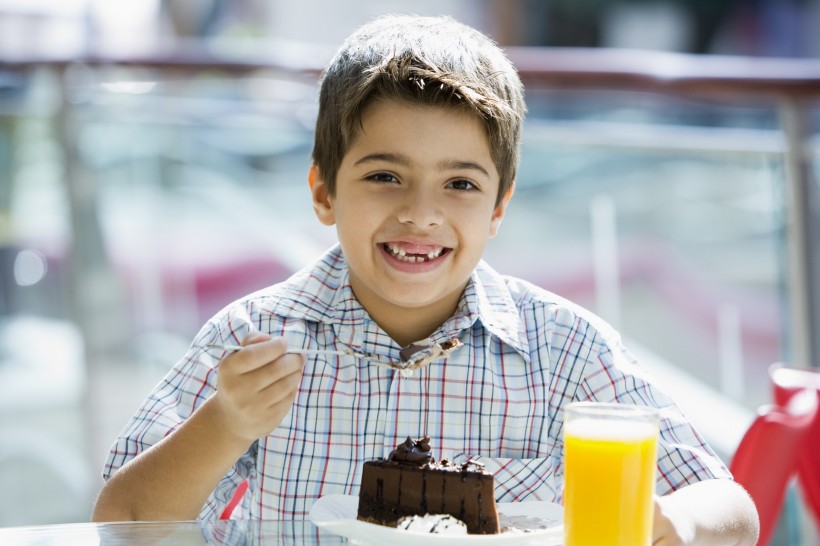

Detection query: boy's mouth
xmin=382 ymin=242 xmax=451 ymax=263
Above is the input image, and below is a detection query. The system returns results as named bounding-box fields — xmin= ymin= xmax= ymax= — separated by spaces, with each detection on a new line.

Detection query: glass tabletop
xmin=0 ymin=519 xmax=345 ymax=546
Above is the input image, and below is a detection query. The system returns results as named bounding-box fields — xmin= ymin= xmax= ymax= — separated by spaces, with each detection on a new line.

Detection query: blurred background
xmin=0 ymin=0 xmax=819 ymax=543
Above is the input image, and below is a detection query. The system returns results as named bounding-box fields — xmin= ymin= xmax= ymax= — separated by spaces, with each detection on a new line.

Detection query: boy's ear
xmin=308 ymin=164 xmax=336 ymax=226
xmin=488 ymin=182 xmax=515 ymax=238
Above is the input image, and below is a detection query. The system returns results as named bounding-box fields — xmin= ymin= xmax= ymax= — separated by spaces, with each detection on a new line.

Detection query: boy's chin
xmin=382 ymin=284 xmax=465 ymax=310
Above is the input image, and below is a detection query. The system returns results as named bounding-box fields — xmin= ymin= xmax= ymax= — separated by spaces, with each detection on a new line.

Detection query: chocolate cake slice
xmin=357 ymin=436 xmax=500 ymax=534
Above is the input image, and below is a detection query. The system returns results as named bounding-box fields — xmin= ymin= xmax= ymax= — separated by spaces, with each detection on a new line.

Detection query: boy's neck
xmin=353 ymin=290 xmax=462 ymax=348
xmin=381 ymin=312 xmax=449 ymax=348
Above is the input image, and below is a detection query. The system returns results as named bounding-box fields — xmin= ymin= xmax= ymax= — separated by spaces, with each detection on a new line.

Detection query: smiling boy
xmin=310 ymin=99 xmax=508 ymax=347
xmin=92 ymin=14 xmax=758 ymax=544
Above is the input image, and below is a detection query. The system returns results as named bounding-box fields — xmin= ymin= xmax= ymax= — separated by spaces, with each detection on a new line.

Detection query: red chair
xmin=730 ymin=380 xmax=818 ymax=546
xmin=770 ymin=364 xmax=820 ymax=527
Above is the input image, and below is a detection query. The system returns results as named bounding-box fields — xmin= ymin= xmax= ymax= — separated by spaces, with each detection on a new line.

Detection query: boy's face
xmin=309 ymin=99 xmax=511 ymax=337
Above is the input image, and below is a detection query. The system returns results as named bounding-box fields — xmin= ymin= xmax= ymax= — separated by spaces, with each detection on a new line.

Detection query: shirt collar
xmin=458 ymin=260 xmax=531 ymax=361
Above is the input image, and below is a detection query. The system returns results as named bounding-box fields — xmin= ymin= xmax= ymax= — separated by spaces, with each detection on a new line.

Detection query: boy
xmin=92 ymin=14 xmax=759 ymax=544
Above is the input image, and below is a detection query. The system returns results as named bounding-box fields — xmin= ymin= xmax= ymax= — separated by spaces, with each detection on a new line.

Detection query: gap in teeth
xmin=386 ymin=244 xmax=443 ymax=262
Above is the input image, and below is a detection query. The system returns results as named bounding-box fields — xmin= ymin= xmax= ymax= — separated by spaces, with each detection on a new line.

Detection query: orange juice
xmin=563 ymin=404 xmax=659 ymax=546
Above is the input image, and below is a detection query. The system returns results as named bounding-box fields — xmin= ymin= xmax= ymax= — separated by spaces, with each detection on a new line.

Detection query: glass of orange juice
xmin=563 ymin=402 xmax=660 ymax=546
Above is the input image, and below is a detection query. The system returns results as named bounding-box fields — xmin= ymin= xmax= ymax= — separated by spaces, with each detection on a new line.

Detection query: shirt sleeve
xmin=575 ymin=330 xmax=733 ymax=495
xmin=101 ymin=317 xmax=257 ymax=520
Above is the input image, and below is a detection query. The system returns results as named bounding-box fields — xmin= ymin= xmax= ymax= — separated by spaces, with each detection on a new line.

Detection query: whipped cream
xmin=397 ymin=514 xmax=468 ymax=535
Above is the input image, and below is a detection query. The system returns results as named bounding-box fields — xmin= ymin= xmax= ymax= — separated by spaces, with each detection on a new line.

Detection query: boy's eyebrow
xmin=353 ymin=152 xmax=411 ymax=167
xmin=439 ymin=159 xmax=491 ymax=178
xmin=354 ymin=152 xmax=491 ymax=178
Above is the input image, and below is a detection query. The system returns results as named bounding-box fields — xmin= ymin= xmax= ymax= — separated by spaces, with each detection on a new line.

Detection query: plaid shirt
xmin=103 ymin=244 xmax=730 ymax=520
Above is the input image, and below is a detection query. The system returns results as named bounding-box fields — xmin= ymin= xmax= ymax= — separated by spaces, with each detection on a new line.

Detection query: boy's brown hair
xmin=311 ymin=14 xmax=526 ymax=206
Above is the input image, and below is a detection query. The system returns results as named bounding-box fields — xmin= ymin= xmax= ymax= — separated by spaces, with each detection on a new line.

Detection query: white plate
xmin=309 ymin=494 xmax=563 ymax=545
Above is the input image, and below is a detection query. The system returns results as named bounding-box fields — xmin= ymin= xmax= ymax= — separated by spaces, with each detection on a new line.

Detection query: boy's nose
xmin=396 ymin=187 xmax=443 ymax=227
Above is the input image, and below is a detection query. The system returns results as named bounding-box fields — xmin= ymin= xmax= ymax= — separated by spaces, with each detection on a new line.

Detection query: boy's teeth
xmin=386 ymin=243 xmax=443 ymax=262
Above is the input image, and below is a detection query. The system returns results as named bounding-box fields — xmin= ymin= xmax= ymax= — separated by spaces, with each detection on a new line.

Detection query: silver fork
xmin=205 ymin=343 xmax=402 ymax=371
xmin=204 ymin=338 xmax=462 ymax=377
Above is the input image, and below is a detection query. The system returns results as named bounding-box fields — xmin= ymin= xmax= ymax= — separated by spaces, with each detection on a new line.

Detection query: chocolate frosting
xmin=387 ymin=436 xmax=433 ymax=466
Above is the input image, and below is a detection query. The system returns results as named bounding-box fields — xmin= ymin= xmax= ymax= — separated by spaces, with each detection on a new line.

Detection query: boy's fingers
xmin=223 ymin=336 xmax=288 ymax=374
xmin=259 ymin=363 xmax=304 ymax=407
xmin=241 ymin=331 xmax=272 ymax=346
xmin=255 ymin=355 xmax=305 ymax=395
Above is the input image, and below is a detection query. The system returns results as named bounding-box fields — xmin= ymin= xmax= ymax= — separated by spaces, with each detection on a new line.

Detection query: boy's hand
xmin=651 ymin=482 xmax=759 ymax=546
xmin=652 ymin=496 xmax=695 ymax=545
xmin=212 ymin=332 xmax=305 ymax=443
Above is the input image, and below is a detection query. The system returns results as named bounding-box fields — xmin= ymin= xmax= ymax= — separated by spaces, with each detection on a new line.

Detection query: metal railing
xmin=3 ymin=43 xmax=818 ymax=368
xmin=2 ymin=42 xmax=818 ymax=379
xmin=504 ymin=46 xmax=820 ymax=373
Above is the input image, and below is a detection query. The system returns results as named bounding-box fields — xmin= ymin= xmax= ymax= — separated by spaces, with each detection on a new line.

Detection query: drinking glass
xmin=563 ymin=401 xmax=660 ymax=546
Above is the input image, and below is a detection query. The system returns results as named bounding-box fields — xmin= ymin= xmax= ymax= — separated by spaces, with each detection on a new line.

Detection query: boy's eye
xmin=366 ymin=172 xmax=399 ymax=184
xmin=447 ymin=179 xmax=478 ymax=192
